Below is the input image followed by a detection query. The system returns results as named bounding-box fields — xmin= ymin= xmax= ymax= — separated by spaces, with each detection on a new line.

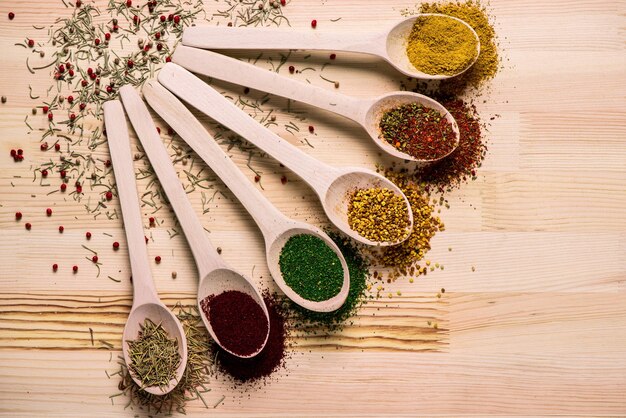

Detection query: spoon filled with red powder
xmin=118 ymin=86 xmax=269 ymax=358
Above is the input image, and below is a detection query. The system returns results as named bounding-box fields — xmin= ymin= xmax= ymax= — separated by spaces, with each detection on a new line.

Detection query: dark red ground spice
xmin=200 ymin=290 xmax=269 ymax=358
xmin=418 ymin=98 xmax=487 ymax=192
xmin=214 ymin=293 xmax=287 ymax=383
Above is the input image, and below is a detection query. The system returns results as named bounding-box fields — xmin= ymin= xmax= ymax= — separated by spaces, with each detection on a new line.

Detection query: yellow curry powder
xmin=406 ymin=14 xmax=478 ymax=76
xmin=418 ymin=0 xmax=500 ymax=92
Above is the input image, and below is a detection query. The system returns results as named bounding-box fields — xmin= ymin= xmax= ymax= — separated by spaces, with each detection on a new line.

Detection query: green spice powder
xmin=279 ymin=234 xmax=344 ymax=302
xmin=127 ymin=318 xmax=181 ymax=389
xmin=406 ymin=14 xmax=478 ymax=76
xmin=287 ymin=232 xmax=370 ymax=332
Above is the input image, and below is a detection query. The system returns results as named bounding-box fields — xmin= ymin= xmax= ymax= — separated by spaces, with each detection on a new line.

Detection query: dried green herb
xmin=113 ymin=305 xmax=214 ymax=415
xmin=126 ymin=318 xmax=181 ymax=389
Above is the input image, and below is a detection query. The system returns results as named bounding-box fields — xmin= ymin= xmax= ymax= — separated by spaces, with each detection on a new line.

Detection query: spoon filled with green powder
xmin=143 ymin=80 xmax=350 ymax=312
xmin=181 ymin=13 xmax=478 ymax=80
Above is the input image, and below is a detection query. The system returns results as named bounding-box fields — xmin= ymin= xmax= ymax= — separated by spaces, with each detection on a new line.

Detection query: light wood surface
xmin=119 ymin=85 xmax=270 ymax=358
xmin=1 ymin=0 xmax=625 ymax=416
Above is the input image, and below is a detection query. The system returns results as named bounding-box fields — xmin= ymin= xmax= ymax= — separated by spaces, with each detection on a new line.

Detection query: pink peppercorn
xmin=92 ymin=255 xmax=98 ymax=263
xmin=73 ymin=265 xmax=78 ymax=273
xmin=28 ymin=39 xmax=34 ymax=48
xmin=86 ymin=231 xmax=92 ymax=239
xmin=42 ymin=169 xmax=48 ymax=177
xmin=311 ymin=19 xmax=317 ymax=28
xmin=52 ymin=264 xmax=58 ymax=272
xmin=58 ymin=225 xmax=64 ymax=233
xmin=25 ymin=223 xmax=32 ymax=230
xmin=105 ymin=191 xmax=113 ymax=201
xmin=113 ymin=241 xmax=120 ymax=250
xmin=155 ymin=256 xmax=161 ymax=264
xmin=15 ymin=212 xmax=22 ymax=220
xmin=46 ymin=208 xmax=52 ymax=216
xmin=60 ymin=183 xmax=67 ymax=192
xmin=55 ymin=143 xmax=61 ymax=151
xmin=8 ymin=12 xmax=15 ymax=20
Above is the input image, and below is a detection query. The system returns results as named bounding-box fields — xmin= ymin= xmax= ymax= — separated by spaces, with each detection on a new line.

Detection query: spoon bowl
xmin=384 ymin=14 xmax=481 ymax=80
xmin=322 ymin=168 xmax=413 ymax=247
xmin=104 ymin=100 xmax=187 ymax=395
xmin=361 ymin=91 xmax=461 ymax=163
xmin=172 ymin=46 xmax=460 ymax=165
xmin=197 ymin=268 xmax=270 ymax=357
xmin=265 ymin=226 xmax=350 ymax=312
xmin=182 ymin=13 xmax=480 ymax=80
xmin=121 ymin=302 xmax=187 ymax=395
xmin=142 ymin=79 xmax=350 ymax=312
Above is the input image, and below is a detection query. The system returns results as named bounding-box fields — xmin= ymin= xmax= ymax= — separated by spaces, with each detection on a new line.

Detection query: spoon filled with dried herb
xmin=116 ymin=87 xmax=270 ymax=359
xmin=171 ymin=46 xmax=460 ymax=164
xmin=181 ymin=13 xmax=479 ymax=80
xmin=103 ymin=101 xmax=187 ymax=395
xmin=157 ymin=63 xmax=414 ymax=247
xmin=142 ymin=80 xmax=350 ymax=312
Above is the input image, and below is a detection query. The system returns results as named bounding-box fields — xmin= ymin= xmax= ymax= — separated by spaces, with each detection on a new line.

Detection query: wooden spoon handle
xmin=103 ymin=101 xmax=158 ymax=306
xmin=157 ymin=63 xmax=338 ymax=195
xmin=118 ymin=86 xmax=224 ymax=277
xmin=182 ymin=26 xmax=384 ymax=56
xmin=172 ymin=46 xmax=368 ymax=122
xmin=142 ymin=80 xmax=289 ymax=242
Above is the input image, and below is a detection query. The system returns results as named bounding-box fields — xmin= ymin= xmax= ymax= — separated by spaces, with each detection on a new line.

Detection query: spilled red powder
xmin=215 ymin=293 xmax=287 ymax=383
xmin=200 ymin=290 xmax=268 ymax=357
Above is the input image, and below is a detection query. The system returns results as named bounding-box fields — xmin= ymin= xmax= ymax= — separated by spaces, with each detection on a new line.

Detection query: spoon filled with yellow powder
xmin=181 ymin=13 xmax=480 ymax=80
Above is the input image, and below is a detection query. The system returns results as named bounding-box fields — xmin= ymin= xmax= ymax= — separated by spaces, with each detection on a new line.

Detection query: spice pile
xmin=371 ymin=168 xmax=445 ymax=286
xmin=419 ymin=98 xmax=487 ymax=192
xmin=379 ymin=102 xmax=457 ymax=160
xmin=126 ymin=318 xmax=181 ymax=389
xmin=406 ymin=14 xmax=478 ymax=76
xmin=347 ymin=187 xmax=410 ymax=243
xmin=112 ymin=306 xmax=213 ymax=414
xmin=279 ymin=234 xmax=344 ymax=302
xmin=214 ymin=292 xmax=288 ymax=383
xmin=200 ymin=290 xmax=269 ymax=357
xmin=287 ymin=233 xmax=371 ymax=333
xmin=413 ymin=0 xmax=500 ymax=94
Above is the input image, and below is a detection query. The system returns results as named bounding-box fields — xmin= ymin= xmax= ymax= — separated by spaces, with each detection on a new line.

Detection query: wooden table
xmin=1 ymin=0 xmax=625 ymax=416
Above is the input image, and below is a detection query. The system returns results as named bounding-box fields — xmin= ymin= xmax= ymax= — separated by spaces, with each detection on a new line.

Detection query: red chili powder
xmin=419 ymin=98 xmax=487 ymax=192
xmin=200 ymin=290 xmax=269 ymax=358
xmin=214 ymin=293 xmax=287 ymax=383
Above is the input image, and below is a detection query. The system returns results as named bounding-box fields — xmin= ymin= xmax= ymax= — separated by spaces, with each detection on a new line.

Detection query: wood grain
xmin=1 ymin=0 xmax=625 ymax=416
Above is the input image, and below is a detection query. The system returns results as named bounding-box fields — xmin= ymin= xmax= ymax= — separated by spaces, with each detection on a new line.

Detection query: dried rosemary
xmin=126 ymin=318 xmax=181 ymax=389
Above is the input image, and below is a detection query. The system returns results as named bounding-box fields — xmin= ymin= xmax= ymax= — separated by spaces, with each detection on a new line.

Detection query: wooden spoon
xmin=182 ymin=14 xmax=480 ymax=80
xmin=157 ymin=63 xmax=414 ymax=247
xmin=172 ymin=45 xmax=461 ymax=164
xmin=117 ymin=86 xmax=270 ymax=358
xmin=103 ymin=100 xmax=187 ymax=395
xmin=142 ymin=80 xmax=350 ymax=312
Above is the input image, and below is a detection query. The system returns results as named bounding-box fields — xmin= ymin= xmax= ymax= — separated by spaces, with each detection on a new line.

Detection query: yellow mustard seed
xmin=347 ymin=187 xmax=410 ymax=243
